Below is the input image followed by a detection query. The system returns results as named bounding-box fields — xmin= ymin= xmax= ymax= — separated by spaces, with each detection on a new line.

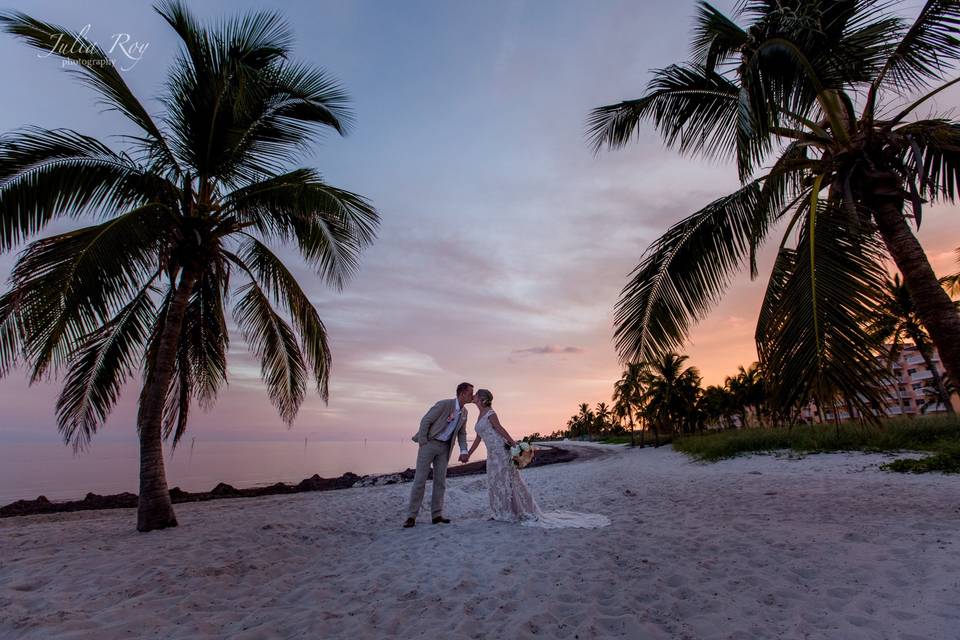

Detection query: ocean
xmin=0 ymin=439 xmax=488 ymax=504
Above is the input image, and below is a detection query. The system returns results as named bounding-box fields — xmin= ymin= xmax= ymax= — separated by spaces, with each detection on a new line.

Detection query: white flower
xmin=510 ymin=445 xmax=521 ymax=457
xmin=519 ymin=442 xmax=531 ymax=452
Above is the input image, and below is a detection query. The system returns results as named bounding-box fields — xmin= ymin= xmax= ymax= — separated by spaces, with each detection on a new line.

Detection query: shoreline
xmin=0 ymin=443 xmax=578 ymax=519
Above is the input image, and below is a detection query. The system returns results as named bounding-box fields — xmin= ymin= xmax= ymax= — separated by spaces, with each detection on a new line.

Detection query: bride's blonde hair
xmin=476 ymin=389 xmax=493 ymax=407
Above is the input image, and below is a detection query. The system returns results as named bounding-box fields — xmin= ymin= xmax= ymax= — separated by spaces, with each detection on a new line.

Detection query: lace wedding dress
xmin=474 ymin=410 xmax=609 ymax=529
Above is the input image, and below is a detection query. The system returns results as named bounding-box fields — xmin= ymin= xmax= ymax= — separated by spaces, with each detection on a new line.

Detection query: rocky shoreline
xmin=0 ymin=444 xmax=577 ymax=518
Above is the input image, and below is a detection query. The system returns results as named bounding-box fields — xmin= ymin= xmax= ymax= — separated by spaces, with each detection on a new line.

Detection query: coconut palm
xmin=698 ymin=384 xmax=736 ymax=430
xmin=594 ymin=401 xmax=613 ymax=436
xmin=0 ymin=3 xmax=378 ymax=531
xmin=725 ymin=363 xmax=768 ymax=427
xmin=640 ymin=352 xmax=702 ymax=443
xmin=588 ymin=0 xmax=960 ymax=420
xmin=578 ymin=402 xmax=597 ymax=439
xmin=613 ymin=362 xmax=646 ymax=446
xmin=872 ymin=274 xmax=954 ymax=413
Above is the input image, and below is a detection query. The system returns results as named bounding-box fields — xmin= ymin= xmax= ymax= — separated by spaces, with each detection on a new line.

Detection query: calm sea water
xmin=0 ymin=439 xmax=488 ymax=504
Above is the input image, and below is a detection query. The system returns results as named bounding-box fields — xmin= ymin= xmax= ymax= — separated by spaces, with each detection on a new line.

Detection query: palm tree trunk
xmin=628 ymin=413 xmax=636 ymax=447
xmin=136 ymin=267 xmax=199 ymax=532
xmin=871 ymin=192 xmax=960 ymax=410
xmin=906 ymin=328 xmax=954 ymax=414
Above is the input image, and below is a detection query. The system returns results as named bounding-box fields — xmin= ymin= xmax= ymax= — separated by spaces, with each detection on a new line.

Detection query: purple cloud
xmin=511 ymin=345 xmax=585 ymax=357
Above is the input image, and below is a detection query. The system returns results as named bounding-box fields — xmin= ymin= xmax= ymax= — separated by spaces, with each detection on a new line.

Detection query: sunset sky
xmin=1 ymin=0 xmax=958 ymax=445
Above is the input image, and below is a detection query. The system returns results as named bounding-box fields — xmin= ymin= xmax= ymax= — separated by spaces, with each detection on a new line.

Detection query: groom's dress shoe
xmin=432 ymin=516 xmax=451 ymax=524
xmin=403 ymin=518 xmax=416 ymax=528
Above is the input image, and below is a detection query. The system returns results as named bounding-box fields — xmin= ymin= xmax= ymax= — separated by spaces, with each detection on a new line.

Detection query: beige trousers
xmin=406 ymin=439 xmax=451 ymax=519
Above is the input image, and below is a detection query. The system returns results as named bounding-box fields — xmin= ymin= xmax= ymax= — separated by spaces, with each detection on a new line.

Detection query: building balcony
xmin=910 ymin=370 xmax=934 ymax=382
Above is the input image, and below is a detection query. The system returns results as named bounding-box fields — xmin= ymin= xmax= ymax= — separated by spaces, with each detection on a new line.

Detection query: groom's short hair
xmin=456 ymin=382 xmax=473 ymax=395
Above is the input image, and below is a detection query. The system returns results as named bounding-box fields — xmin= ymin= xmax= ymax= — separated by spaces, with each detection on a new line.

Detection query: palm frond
xmin=0 ymin=127 xmax=174 ymax=251
xmin=225 ymin=171 xmax=378 ymax=289
xmin=614 ymin=179 xmax=776 ymax=363
xmin=56 ymin=281 xmax=158 ymax=450
xmin=6 ymin=205 xmax=166 ymax=380
xmin=233 ymin=280 xmax=306 ymax=424
xmin=586 ymin=64 xmax=740 ymax=158
xmin=874 ymin=0 xmax=960 ymax=93
xmin=894 ymin=119 xmax=960 ymax=203
xmin=235 ymin=238 xmax=331 ymax=399
xmin=691 ymin=2 xmax=749 ymax=71
xmin=756 ymin=206 xmax=890 ymax=418
xmin=219 ymin=62 xmax=353 ymax=182
xmin=144 ymin=262 xmax=230 ymax=447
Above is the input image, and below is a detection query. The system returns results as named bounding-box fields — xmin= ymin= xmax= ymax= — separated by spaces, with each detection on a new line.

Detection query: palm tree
xmin=640 ymin=352 xmax=702 ymax=443
xmin=872 ymin=274 xmax=954 ymax=413
xmin=613 ymin=362 xmax=646 ymax=446
xmin=589 ymin=1 xmax=960 ymax=421
xmin=725 ymin=363 xmax=768 ymax=428
xmin=698 ymin=384 xmax=736 ymax=430
xmin=0 ymin=4 xmax=378 ymax=531
xmin=594 ymin=401 xmax=612 ymax=437
xmin=569 ymin=403 xmax=595 ymax=440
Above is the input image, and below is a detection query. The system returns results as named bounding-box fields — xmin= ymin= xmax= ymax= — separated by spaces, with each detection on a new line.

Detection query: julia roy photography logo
xmin=38 ymin=23 xmax=148 ymax=71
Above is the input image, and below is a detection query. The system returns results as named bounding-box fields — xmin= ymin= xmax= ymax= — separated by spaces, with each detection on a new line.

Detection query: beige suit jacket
xmin=411 ymin=398 xmax=469 ymax=454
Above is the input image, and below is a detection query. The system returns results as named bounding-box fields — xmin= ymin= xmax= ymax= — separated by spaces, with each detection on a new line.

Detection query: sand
xmin=2 ymin=443 xmax=958 ymax=639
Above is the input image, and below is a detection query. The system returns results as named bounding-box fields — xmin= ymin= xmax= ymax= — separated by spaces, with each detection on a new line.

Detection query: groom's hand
xmin=458 ymin=453 xmax=469 ymax=463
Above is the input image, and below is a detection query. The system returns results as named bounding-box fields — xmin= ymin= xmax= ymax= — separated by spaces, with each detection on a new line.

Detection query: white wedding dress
xmin=474 ymin=410 xmax=609 ymax=529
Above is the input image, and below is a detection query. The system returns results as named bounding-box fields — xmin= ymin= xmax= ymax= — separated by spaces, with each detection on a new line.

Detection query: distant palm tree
xmin=698 ymin=384 xmax=736 ymax=430
xmin=872 ymin=274 xmax=954 ymax=413
xmin=589 ymin=0 xmax=960 ymax=421
xmin=640 ymin=352 xmax=702 ymax=443
xmin=725 ymin=363 xmax=768 ymax=428
xmin=0 ymin=3 xmax=378 ymax=531
xmin=594 ymin=401 xmax=612 ymax=437
xmin=613 ymin=362 xmax=646 ymax=446
xmin=576 ymin=402 xmax=596 ymax=438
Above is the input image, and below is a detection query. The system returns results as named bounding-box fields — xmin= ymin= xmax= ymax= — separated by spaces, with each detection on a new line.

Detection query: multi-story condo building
xmin=801 ymin=343 xmax=950 ymax=422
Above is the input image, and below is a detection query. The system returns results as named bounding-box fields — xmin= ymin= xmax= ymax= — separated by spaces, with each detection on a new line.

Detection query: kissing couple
xmin=403 ymin=382 xmax=609 ymax=530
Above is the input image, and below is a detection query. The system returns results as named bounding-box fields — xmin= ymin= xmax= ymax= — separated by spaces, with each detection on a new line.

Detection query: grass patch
xmin=672 ymin=416 xmax=960 ymax=473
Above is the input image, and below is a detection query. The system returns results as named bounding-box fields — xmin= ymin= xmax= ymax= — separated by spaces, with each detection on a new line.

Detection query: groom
xmin=403 ymin=382 xmax=474 ymax=528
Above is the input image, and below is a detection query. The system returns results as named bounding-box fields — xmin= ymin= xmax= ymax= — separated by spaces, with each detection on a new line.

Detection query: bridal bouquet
xmin=506 ymin=441 xmax=534 ymax=468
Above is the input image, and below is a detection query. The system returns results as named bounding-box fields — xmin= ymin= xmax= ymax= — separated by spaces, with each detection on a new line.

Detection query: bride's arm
xmin=467 ymin=432 xmax=482 ymax=459
xmin=488 ymin=414 xmax=516 ymax=446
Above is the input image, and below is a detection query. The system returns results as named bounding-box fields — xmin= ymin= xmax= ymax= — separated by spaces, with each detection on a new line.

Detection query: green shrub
xmin=672 ymin=416 xmax=960 ymax=473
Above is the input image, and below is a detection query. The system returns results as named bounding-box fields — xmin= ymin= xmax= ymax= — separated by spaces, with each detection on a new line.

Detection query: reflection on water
xmin=0 ymin=439 xmax=487 ymax=504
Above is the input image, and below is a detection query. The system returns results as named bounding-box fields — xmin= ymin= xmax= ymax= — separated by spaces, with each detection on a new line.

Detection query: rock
xmin=0 ymin=495 xmax=54 ymax=517
xmin=210 ymin=483 xmax=239 ymax=496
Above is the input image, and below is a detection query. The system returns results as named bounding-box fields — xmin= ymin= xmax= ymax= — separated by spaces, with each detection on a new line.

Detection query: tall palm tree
xmin=613 ymin=362 xmax=646 ymax=446
xmin=0 ymin=4 xmax=378 ymax=531
xmin=640 ymin=352 xmax=702 ymax=443
xmin=589 ymin=1 xmax=960 ymax=420
xmin=872 ymin=274 xmax=954 ymax=413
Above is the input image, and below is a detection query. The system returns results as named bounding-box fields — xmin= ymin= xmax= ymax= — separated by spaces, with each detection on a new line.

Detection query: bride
xmin=465 ymin=389 xmax=609 ymax=528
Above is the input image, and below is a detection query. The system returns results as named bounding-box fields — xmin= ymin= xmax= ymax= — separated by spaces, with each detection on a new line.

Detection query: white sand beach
xmin=2 ymin=443 xmax=958 ymax=639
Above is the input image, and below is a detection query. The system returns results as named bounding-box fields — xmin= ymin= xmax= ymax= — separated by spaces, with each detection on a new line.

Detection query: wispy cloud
xmin=511 ymin=345 xmax=585 ymax=357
